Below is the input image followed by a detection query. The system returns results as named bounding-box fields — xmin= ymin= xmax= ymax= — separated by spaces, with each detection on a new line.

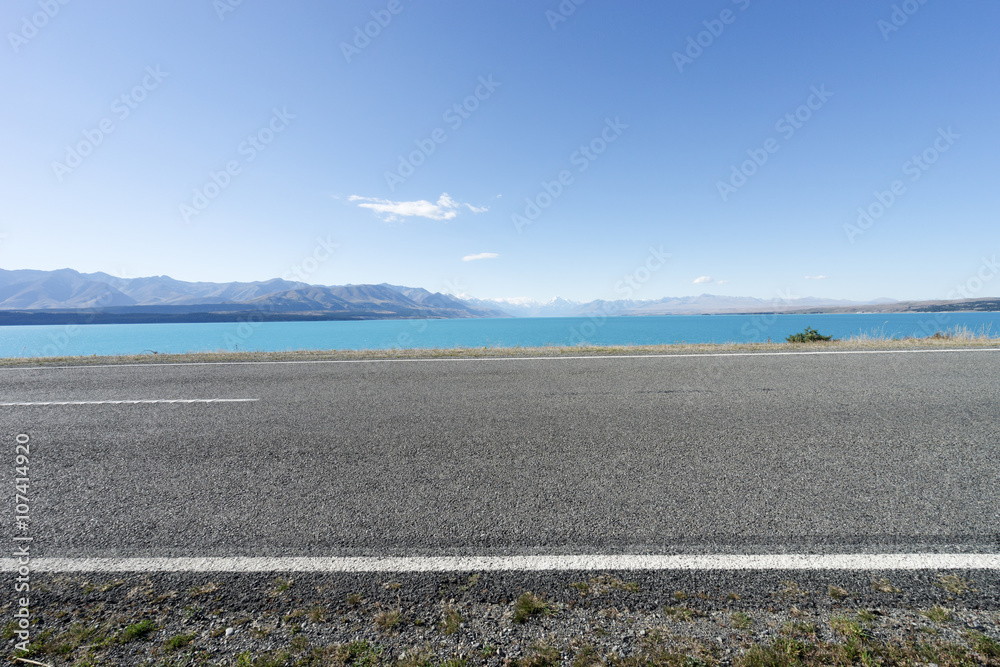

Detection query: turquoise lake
xmin=0 ymin=312 xmax=997 ymax=358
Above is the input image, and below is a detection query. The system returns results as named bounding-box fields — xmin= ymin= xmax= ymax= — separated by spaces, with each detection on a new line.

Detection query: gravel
xmin=6 ymin=570 xmax=1000 ymax=665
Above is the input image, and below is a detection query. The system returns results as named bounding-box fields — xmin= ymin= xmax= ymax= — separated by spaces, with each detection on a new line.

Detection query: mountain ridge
xmin=1 ymin=268 xmax=997 ymax=324
xmin=0 ymin=268 xmax=505 ymax=321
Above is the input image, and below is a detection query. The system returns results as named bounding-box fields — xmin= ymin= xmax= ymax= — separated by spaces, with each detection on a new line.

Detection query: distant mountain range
xmin=0 ymin=269 xmax=506 ymax=324
xmin=0 ymin=268 xmax=997 ymax=325
xmin=459 ymin=294 xmax=900 ymax=317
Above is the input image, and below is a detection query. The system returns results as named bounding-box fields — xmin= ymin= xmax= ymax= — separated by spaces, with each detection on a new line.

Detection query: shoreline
xmin=2 ymin=335 xmax=999 ymax=368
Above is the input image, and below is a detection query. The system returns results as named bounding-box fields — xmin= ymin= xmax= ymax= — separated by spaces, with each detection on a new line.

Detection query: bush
xmin=786 ymin=327 xmax=833 ymax=343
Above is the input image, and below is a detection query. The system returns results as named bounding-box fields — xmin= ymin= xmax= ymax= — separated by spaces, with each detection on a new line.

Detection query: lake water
xmin=0 ymin=312 xmax=997 ymax=358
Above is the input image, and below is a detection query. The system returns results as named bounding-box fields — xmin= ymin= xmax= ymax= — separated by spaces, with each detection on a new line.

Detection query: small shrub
xmin=786 ymin=327 xmax=833 ymax=343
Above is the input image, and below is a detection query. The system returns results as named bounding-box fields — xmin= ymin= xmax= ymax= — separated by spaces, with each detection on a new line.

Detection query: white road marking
xmin=2 ymin=346 xmax=998 ymax=370
xmin=3 ymin=554 xmax=999 ymax=573
xmin=0 ymin=399 xmax=258 ymax=406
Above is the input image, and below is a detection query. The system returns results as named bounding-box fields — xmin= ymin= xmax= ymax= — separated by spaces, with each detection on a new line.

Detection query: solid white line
xmin=4 ymin=554 xmax=999 ymax=573
xmin=0 ymin=399 xmax=258 ymax=406
xmin=4 ymin=347 xmax=999 ymax=369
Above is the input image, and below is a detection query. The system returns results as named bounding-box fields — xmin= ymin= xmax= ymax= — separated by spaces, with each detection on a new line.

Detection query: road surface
xmin=2 ymin=348 xmax=998 ymax=568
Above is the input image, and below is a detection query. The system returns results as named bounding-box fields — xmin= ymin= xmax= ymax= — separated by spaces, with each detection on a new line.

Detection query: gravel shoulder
xmin=6 ymin=570 xmax=1000 ymax=666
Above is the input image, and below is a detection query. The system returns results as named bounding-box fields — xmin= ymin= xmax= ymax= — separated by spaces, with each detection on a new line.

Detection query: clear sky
xmin=2 ymin=1 xmax=998 ymax=303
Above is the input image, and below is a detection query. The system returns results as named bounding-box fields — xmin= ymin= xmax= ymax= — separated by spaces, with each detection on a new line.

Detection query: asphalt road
xmin=2 ymin=350 xmax=999 ymax=560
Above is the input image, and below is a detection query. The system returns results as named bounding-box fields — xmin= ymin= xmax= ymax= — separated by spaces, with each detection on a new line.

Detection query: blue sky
xmin=2 ymin=1 xmax=998 ymax=303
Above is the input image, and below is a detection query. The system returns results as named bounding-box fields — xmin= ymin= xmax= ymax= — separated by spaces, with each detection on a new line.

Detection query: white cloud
xmin=348 ymin=193 xmax=487 ymax=222
xmin=462 ymin=252 xmax=499 ymax=262
xmin=716 ymin=279 xmax=729 ymax=285
xmin=804 ymin=275 xmax=828 ymax=280
xmin=692 ymin=275 xmax=713 ymax=284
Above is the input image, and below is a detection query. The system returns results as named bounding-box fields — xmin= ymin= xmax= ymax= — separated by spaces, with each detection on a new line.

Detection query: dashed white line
xmin=3 ymin=554 xmax=999 ymax=573
xmin=0 ymin=399 xmax=258 ymax=406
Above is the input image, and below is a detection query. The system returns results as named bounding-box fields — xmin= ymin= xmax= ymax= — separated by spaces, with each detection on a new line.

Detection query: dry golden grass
xmin=1 ymin=325 xmax=997 ymax=368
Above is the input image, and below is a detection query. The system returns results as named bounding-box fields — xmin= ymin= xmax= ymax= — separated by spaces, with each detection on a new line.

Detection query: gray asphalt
xmin=2 ymin=350 xmax=999 ymax=559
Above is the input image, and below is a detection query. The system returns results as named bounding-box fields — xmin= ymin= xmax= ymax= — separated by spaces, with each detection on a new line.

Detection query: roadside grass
xmin=826 ymin=584 xmax=849 ymax=600
xmin=4 ymin=324 xmax=998 ymax=367
xmin=458 ymin=573 xmax=481 ymax=592
xmin=23 ymin=623 xmax=116 ymax=656
xmin=118 ymin=618 xmax=157 ymax=643
xmin=871 ymin=577 xmax=901 ymax=594
xmin=935 ymin=573 xmax=975 ymax=595
xmin=439 ymin=605 xmax=463 ymax=635
xmin=922 ymin=606 xmax=953 ymax=623
xmin=374 ymin=608 xmax=404 ymax=632
xmin=735 ymin=635 xmax=990 ymax=667
xmin=968 ymin=631 xmax=1000 ymax=659
xmin=17 ymin=599 xmax=1000 ymax=667
xmin=163 ymin=632 xmax=196 ymax=651
xmin=187 ymin=581 xmax=221 ymax=597
xmin=856 ymin=609 xmax=877 ymax=622
xmin=731 ymin=611 xmax=753 ymax=630
xmin=662 ymin=605 xmax=705 ymax=622
xmin=830 ymin=615 xmax=863 ymax=638
xmin=569 ymin=575 xmax=640 ymax=597
xmin=512 ymin=592 xmax=553 ymax=624
xmin=518 ymin=640 xmax=560 ymax=667
xmin=270 ymin=577 xmax=294 ymax=595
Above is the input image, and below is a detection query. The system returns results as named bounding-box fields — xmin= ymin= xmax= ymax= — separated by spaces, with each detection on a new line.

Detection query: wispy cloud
xmin=804 ymin=275 xmax=828 ymax=280
xmin=348 ymin=193 xmax=487 ymax=222
xmin=716 ymin=279 xmax=729 ymax=285
xmin=692 ymin=275 xmax=713 ymax=284
xmin=462 ymin=252 xmax=499 ymax=262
